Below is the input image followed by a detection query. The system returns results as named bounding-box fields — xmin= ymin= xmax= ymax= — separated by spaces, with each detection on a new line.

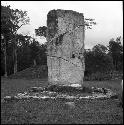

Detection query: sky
xmin=1 ymin=1 xmax=123 ymax=49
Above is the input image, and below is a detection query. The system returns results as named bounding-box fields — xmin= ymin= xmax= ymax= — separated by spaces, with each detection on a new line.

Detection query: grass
xmin=1 ymin=77 xmax=123 ymax=124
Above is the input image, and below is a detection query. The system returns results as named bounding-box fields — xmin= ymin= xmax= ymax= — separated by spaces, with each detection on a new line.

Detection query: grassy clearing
xmin=1 ymin=78 xmax=49 ymax=99
xmin=1 ymin=78 xmax=123 ymax=124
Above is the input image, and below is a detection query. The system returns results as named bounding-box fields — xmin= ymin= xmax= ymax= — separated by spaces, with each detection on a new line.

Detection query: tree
xmin=92 ymin=44 xmax=108 ymax=54
xmin=84 ymin=44 xmax=113 ymax=79
xmin=29 ymin=38 xmax=41 ymax=66
xmin=16 ymin=34 xmax=46 ymax=71
xmin=108 ymin=37 xmax=123 ymax=70
xmin=92 ymin=44 xmax=113 ymax=73
xmin=17 ymin=34 xmax=33 ymax=71
xmin=37 ymin=43 xmax=47 ymax=65
xmin=1 ymin=5 xmax=30 ymax=74
xmin=11 ymin=8 xmax=30 ymax=74
xmin=1 ymin=5 xmax=12 ymax=77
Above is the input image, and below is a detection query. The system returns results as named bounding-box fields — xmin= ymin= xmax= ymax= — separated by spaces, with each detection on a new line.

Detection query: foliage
xmin=1 ymin=5 xmax=13 ymax=36
xmin=92 ymin=44 xmax=108 ymax=54
xmin=17 ymin=35 xmax=32 ymax=71
xmin=85 ymin=45 xmax=113 ymax=74
xmin=84 ymin=18 xmax=96 ymax=29
xmin=84 ymin=44 xmax=114 ymax=80
xmin=84 ymin=38 xmax=123 ymax=81
xmin=1 ymin=31 xmax=47 ymax=75
xmin=17 ymin=35 xmax=47 ymax=72
xmin=36 ymin=43 xmax=47 ymax=65
xmin=35 ymin=26 xmax=47 ymax=38
xmin=1 ymin=4 xmax=30 ymax=75
xmin=1 ymin=5 xmax=30 ymax=38
xmin=108 ymin=37 xmax=123 ymax=71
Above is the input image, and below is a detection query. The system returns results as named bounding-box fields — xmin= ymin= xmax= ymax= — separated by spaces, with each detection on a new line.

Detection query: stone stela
xmin=46 ymin=9 xmax=85 ymax=86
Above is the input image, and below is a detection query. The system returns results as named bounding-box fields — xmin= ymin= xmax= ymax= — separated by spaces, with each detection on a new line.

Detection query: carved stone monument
xmin=46 ymin=9 xmax=85 ymax=86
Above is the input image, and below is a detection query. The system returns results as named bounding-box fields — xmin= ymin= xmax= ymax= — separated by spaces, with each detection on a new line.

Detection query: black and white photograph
xmin=1 ymin=1 xmax=123 ymax=124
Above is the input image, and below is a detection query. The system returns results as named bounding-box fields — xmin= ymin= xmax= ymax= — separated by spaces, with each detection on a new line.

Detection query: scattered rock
xmin=30 ymin=87 xmax=44 ymax=92
xmin=65 ymin=101 xmax=75 ymax=109
xmin=3 ymin=85 xmax=117 ymax=102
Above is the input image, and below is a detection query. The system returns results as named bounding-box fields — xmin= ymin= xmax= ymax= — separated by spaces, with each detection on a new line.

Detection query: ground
xmin=1 ymin=77 xmax=123 ymax=124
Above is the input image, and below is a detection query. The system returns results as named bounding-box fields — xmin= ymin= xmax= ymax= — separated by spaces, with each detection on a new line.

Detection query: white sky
xmin=1 ymin=1 xmax=123 ymax=49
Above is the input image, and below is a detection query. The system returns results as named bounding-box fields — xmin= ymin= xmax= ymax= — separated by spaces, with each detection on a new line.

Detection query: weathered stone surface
xmin=47 ymin=9 xmax=85 ymax=86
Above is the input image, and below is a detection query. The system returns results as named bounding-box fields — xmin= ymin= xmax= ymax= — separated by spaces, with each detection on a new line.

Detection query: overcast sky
xmin=1 ymin=1 xmax=123 ymax=49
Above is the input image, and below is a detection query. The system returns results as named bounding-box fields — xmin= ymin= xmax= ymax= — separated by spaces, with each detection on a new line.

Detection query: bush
xmin=84 ymin=72 xmax=112 ymax=81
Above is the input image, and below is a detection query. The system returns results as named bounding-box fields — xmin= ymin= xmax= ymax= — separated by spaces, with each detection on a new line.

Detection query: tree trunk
xmin=14 ymin=48 xmax=17 ymax=74
xmin=4 ymin=37 xmax=7 ymax=77
xmin=13 ymin=37 xmax=18 ymax=74
xmin=33 ymin=59 xmax=37 ymax=66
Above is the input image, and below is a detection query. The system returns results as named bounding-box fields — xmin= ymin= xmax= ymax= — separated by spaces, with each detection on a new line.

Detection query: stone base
xmin=47 ymin=56 xmax=84 ymax=86
xmin=48 ymin=80 xmax=83 ymax=87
